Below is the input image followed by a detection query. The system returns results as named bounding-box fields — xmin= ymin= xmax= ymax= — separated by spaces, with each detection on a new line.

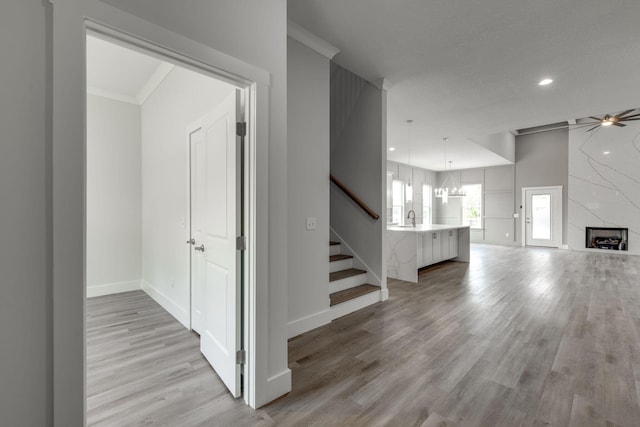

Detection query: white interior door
xmin=190 ymin=128 xmax=206 ymax=334
xmin=524 ymin=186 xmax=562 ymax=248
xmin=189 ymin=89 xmax=243 ymax=397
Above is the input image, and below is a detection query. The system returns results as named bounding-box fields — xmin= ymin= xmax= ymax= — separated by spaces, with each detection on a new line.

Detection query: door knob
xmin=186 ymin=238 xmax=195 ymax=245
xmin=194 ymin=244 xmax=205 ymax=252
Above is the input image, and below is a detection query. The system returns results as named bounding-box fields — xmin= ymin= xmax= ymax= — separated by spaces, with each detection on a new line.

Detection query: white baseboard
xmin=142 ymin=280 xmax=189 ymax=328
xmin=287 ymin=309 xmax=331 ymax=339
xmin=259 ymin=369 xmax=292 ymax=408
xmin=380 ymin=288 xmax=389 ymax=301
xmin=87 ymin=280 xmax=141 ymax=298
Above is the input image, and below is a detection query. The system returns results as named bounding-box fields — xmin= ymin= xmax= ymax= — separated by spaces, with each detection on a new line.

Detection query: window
xmin=422 ymin=184 xmax=432 ymax=225
xmin=462 ymin=184 xmax=482 ymax=229
xmin=392 ymin=180 xmax=404 ymax=224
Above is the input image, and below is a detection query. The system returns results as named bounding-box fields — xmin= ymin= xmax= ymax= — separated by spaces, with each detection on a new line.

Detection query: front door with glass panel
xmin=523 ymin=186 xmax=562 ymax=248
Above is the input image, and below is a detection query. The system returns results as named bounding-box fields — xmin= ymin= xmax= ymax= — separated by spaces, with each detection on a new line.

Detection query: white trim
xmin=87 ymin=280 xmax=141 ymax=298
xmin=142 ymin=281 xmax=190 ymax=328
xmin=84 ymin=4 xmax=270 ymax=87
xmin=372 ymin=78 xmax=393 ymax=91
xmin=287 ymin=20 xmax=340 ymax=60
xmin=265 ymin=369 xmax=293 ymax=406
xmin=521 ymin=185 xmax=563 ymax=248
xmin=380 ymin=288 xmax=390 ymax=301
xmin=330 ymin=226 xmax=383 ymax=287
xmin=287 ymin=309 xmax=332 ymax=339
xmin=53 ymin=2 xmax=275 ymax=422
xmin=87 ymin=86 xmax=138 ymax=105
xmin=137 ymin=62 xmax=175 ymax=104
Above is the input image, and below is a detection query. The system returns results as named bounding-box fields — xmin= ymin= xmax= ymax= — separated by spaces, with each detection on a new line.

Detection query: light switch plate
xmin=513 ymin=213 xmax=520 ymax=218
xmin=306 ymin=217 xmax=317 ymax=230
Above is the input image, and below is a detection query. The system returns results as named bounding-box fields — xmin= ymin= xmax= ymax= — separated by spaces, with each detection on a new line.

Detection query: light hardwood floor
xmin=87 ymin=244 xmax=640 ymax=426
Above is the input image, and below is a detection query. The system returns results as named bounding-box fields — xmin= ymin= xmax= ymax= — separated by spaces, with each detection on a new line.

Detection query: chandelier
xmin=434 ymin=137 xmax=466 ymax=205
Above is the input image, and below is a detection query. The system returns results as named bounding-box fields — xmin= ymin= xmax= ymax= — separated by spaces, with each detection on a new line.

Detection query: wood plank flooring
xmin=330 ymin=284 xmax=379 ymax=306
xmin=87 ymin=244 xmax=640 ymax=426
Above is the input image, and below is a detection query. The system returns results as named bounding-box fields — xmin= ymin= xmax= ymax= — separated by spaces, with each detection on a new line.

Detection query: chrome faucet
xmin=407 ymin=209 xmax=416 ymax=227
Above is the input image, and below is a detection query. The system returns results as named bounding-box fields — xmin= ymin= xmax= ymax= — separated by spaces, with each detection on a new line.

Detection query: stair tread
xmin=330 ymin=254 xmax=353 ymax=262
xmin=329 ymin=241 xmax=340 ymax=246
xmin=330 ymin=268 xmax=366 ymax=282
xmin=330 ymin=284 xmax=379 ymax=306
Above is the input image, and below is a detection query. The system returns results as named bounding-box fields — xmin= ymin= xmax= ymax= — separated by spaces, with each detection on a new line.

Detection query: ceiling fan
xmin=577 ymin=109 xmax=640 ymax=131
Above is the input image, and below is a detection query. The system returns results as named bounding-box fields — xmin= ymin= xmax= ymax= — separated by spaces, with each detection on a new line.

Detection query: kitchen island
xmin=386 ymin=224 xmax=470 ymax=283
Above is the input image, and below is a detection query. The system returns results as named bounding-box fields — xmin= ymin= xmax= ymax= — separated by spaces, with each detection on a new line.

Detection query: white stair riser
xmin=329 ymin=273 xmax=367 ymax=293
xmin=329 ymin=258 xmax=353 ymax=273
xmin=330 ymin=290 xmax=381 ymax=320
xmin=329 ymin=244 xmax=341 ymax=256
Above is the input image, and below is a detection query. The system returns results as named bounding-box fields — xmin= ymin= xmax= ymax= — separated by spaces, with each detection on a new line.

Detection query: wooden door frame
xmin=53 ymin=2 xmax=270 ymax=423
xmin=521 ymin=185 xmax=563 ymax=248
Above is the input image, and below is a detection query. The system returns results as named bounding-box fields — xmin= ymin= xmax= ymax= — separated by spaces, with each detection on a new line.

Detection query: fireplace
xmin=585 ymin=227 xmax=628 ymax=251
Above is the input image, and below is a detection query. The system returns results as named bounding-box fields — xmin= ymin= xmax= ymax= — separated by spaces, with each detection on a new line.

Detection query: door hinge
xmin=236 ymin=236 xmax=247 ymax=251
xmin=236 ymin=349 xmax=246 ymax=365
xmin=236 ymin=122 xmax=247 ymax=137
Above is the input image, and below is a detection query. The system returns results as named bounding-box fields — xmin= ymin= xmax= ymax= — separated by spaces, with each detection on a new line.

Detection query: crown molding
xmin=87 ymin=86 xmax=139 ymax=105
xmin=287 ymin=20 xmax=340 ymax=60
xmin=372 ymin=78 xmax=392 ymax=91
xmin=137 ymin=62 xmax=175 ymax=104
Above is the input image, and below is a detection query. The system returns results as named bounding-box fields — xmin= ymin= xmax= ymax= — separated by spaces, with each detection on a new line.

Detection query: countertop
xmin=387 ymin=224 xmax=471 ymax=232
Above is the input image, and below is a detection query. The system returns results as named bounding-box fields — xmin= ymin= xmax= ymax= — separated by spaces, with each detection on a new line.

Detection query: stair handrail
xmin=330 ymin=174 xmax=380 ymax=221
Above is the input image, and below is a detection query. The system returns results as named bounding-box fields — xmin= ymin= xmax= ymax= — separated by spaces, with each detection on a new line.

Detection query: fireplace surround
xmin=585 ymin=227 xmax=628 ymax=251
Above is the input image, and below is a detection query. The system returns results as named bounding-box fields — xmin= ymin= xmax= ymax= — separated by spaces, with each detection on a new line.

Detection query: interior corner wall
xmin=0 ymin=1 xmax=51 ymax=424
xmin=515 ymin=129 xmax=569 ymax=246
xmin=330 ymin=63 xmax=383 ymax=282
xmin=87 ymin=95 xmax=142 ymax=297
xmin=140 ymin=66 xmax=234 ymax=327
xmin=568 ymin=125 xmax=640 ymax=254
xmin=286 ymin=38 xmax=331 ymax=337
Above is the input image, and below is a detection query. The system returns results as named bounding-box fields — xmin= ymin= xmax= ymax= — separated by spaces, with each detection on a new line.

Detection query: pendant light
xmin=406 ymin=120 xmax=413 ymax=188
xmin=434 ymin=137 xmax=466 ymax=205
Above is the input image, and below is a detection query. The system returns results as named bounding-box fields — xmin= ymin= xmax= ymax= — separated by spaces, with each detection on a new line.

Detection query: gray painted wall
xmin=330 ymin=64 xmax=383 ymax=281
xmin=515 ymin=129 xmax=569 ymax=246
xmin=0 ymin=1 xmax=52 ymax=425
xmin=87 ymin=95 xmax=142 ymax=295
xmin=434 ymin=165 xmax=516 ymax=244
xmin=287 ymin=38 xmax=331 ymax=335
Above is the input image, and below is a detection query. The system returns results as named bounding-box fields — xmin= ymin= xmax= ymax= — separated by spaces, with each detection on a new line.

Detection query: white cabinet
xmin=431 ymin=232 xmax=442 ymax=263
xmin=416 ymin=229 xmax=459 ymax=269
xmin=448 ymin=229 xmax=458 ymax=258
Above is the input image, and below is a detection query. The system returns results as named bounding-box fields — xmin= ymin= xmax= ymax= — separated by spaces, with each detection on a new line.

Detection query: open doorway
xmin=86 ymin=32 xmax=250 ymax=421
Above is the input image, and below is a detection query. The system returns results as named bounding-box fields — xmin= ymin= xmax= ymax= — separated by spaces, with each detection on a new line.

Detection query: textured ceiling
xmin=289 ymin=0 xmax=640 ymax=170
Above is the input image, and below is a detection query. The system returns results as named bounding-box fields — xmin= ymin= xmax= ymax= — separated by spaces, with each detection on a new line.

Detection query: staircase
xmin=328 ymin=240 xmax=381 ymax=319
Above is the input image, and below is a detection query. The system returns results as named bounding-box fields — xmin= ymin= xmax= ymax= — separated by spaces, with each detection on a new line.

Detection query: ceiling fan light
xmin=538 ymin=78 xmax=553 ymax=86
xmin=602 ymin=120 xmax=613 ymax=127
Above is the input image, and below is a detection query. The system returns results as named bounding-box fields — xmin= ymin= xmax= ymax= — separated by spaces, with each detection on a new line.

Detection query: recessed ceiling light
xmin=538 ymin=78 xmax=553 ymax=86
xmin=603 ymin=151 xmax=611 ymax=155
xmin=389 ymin=147 xmax=396 ymax=151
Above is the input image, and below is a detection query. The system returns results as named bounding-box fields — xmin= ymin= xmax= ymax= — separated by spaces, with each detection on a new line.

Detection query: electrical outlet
xmin=306 ymin=217 xmax=317 ymax=230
